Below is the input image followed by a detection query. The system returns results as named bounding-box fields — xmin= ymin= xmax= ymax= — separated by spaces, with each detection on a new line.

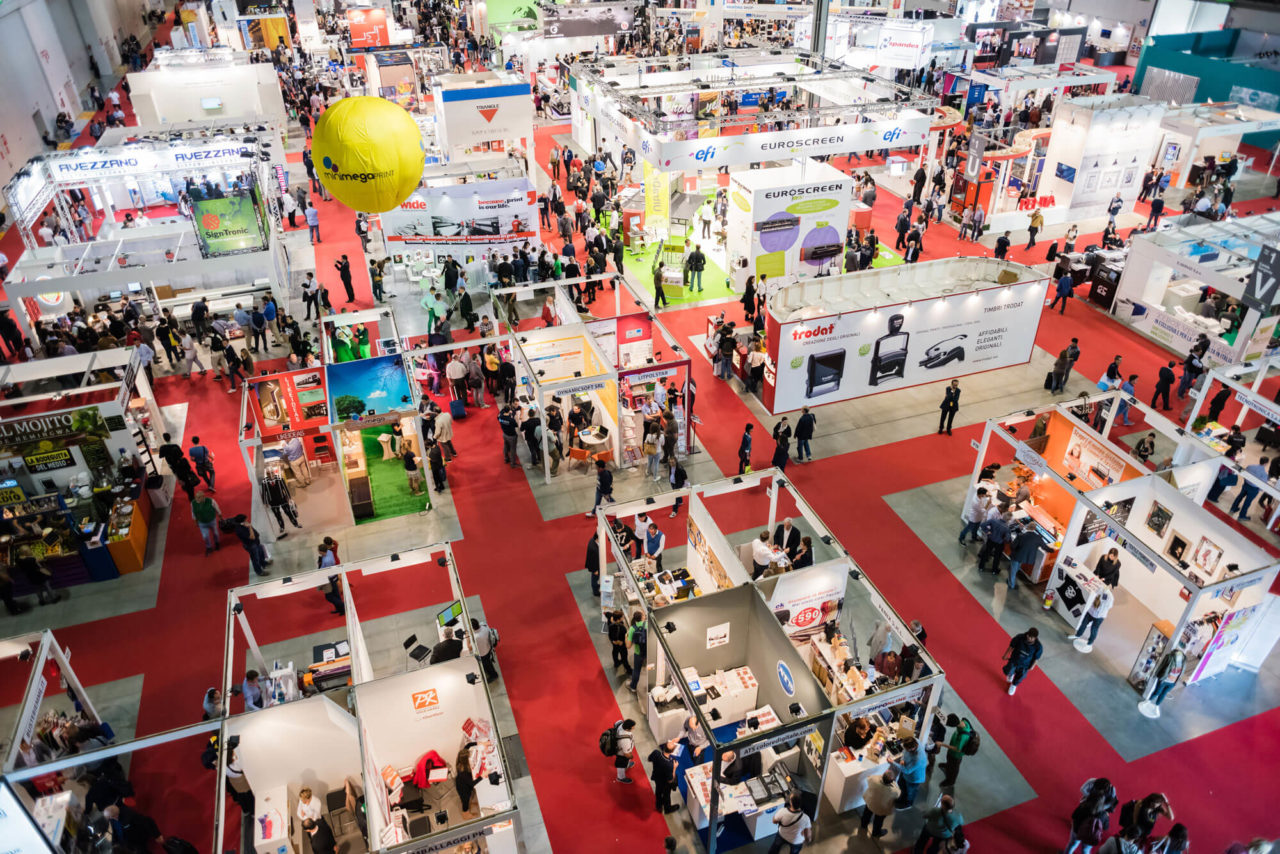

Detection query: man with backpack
xmin=600 ymin=718 xmax=636 ymax=783
xmin=626 ymin=611 xmax=647 ymax=692
xmin=935 ymin=714 xmax=977 ymax=787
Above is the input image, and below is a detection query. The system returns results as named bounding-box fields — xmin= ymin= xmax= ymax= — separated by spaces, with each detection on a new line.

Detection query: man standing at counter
xmin=860 ymin=768 xmax=899 ymax=839
xmin=977 ymin=511 xmax=1012 ymax=574
xmin=626 ymin=612 xmax=647 ymax=693
xmin=891 ymin=737 xmax=927 ymax=809
xmin=647 ymin=741 xmax=679 ymax=814
xmin=1007 ymin=520 xmax=1044 ymax=591
xmin=936 ymin=715 xmax=975 ymax=788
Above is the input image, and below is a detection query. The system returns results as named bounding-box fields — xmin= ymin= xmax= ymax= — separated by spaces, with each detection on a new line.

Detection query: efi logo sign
xmin=692 ymin=145 xmax=717 ymax=163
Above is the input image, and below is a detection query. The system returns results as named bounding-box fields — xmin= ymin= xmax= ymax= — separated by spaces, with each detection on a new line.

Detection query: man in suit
xmin=938 ymin=380 xmax=961 ymax=435
xmin=773 ymin=517 xmax=801 ymax=561
xmin=430 ymin=627 xmax=464 ymax=663
xmin=303 ymin=817 xmax=336 ymax=854
xmin=443 ymin=255 xmax=459 ymax=293
xmin=458 ymin=286 xmax=475 ymax=333
xmin=1152 ymin=360 xmax=1176 ymax=411
xmin=335 ymin=255 xmax=354 ymax=303
xmin=647 ymin=740 xmax=679 ymax=814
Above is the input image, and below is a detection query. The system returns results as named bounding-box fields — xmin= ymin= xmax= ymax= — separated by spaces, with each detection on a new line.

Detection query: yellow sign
xmin=23 ymin=449 xmax=74 ymax=472
xmin=643 ymin=160 xmax=670 ymax=231
xmin=0 ymin=485 xmax=25 ymax=505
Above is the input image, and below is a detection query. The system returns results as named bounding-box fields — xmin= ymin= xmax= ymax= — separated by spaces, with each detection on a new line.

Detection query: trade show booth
xmin=761 ymin=257 xmax=1047 ymax=414
xmin=0 ymin=350 xmax=167 ymax=587
xmin=1110 ymin=211 xmax=1280 ymax=366
xmin=320 ymin=309 xmax=398 ymax=365
xmin=1154 ymin=102 xmax=1280 ymax=189
xmin=218 ymin=543 xmax=522 ymax=854
xmin=433 ymin=71 xmax=534 ymax=170
xmin=379 ymin=176 xmax=540 ymax=268
xmin=129 ymin=48 xmax=289 ymax=126
xmin=596 ymin=470 xmax=946 ymax=851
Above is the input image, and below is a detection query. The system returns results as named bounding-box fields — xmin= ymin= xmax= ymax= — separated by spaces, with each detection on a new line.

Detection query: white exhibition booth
xmin=220 ymin=544 xmax=523 ymax=854
xmin=129 ymin=47 xmax=289 ymax=127
xmin=1155 ymin=101 xmax=1280 ymax=190
xmin=726 ymin=159 xmax=852 ymax=287
xmin=1110 ymin=211 xmax=1280 ymax=366
xmin=970 ymin=401 xmax=1280 ymax=719
xmin=762 ymin=257 xmax=1048 ymax=414
xmin=597 ymin=471 xmax=946 ymax=852
xmin=1015 ymin=93 xmax=1164 ymax=231
xmin=433 ymin=71 xmax=534 ymax=170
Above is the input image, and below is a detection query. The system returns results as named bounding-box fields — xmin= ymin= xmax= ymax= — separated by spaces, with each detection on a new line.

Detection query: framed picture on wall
xmin=1165 ymin=531 xmax=1189 ymax=564
xmin=1193 ymin=536 xmax=1223 ymax=577
xmin=1121 ymin=166 xmax=1139 ymax=188
xmin=1145 ymin=502 xmax=1173 ymax=538
xmin=1100 ymin=170 xmax=1121 ymax=190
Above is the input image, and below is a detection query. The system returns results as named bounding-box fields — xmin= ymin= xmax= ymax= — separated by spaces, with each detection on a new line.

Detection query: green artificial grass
xmin=356 ymin=425 xmax=431 ymax=525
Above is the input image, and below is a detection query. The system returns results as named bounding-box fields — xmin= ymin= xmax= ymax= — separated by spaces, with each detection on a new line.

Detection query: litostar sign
xmin=639 ymin=112 xmax=930 ymax=169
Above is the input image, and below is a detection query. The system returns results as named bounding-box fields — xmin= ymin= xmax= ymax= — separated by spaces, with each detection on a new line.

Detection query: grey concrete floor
xmin=886 ymin=475 xmax=1280 ymax=761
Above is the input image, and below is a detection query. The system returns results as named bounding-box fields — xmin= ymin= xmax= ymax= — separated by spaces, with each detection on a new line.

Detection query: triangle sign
xmin=478 ymin=107 xmax=499 ymax=123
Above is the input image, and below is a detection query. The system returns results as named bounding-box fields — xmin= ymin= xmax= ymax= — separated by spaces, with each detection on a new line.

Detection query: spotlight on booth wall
xmin=821 ymin=535 xmax=834 ymax=545
xmin=232 ymin=602 xmax=244 ymax=615
xmin=747 ymin=716 xmax=760 ymax=730
xmin=488 ymin=771 xmax=502 ymax=786
xmin=663 ymin=622 xmax=677 ymax=634
xmin=710 ymin=708 xmax=722 ymax=721
xmin=466 ymin=672 xmax=480 ymax=685
xmin=435 ymin=556 xmax=446 ymax=566
xmin=848 ymin=569 xmax=862 ymax=581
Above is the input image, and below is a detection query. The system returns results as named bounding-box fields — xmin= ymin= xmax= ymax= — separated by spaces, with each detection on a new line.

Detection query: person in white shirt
xmin=445 ymin=354 xmax=468 ymax=401
xmin=470 ymin=616 xmax=499 ymax=681
xmin=38 ymin=225 xmax=55 ymax=245
xmin=297 ymin=787 xmax=322 ymax=822
xmin=751 ymin=530 xmax=774 ymax=579
xmin=959 ymin=486 xmax=991 ymax=544
xmin=771 ymin=793 xmax=813 ymax=852
xmin=1068 ymin=588 xmax=1113 ymax=651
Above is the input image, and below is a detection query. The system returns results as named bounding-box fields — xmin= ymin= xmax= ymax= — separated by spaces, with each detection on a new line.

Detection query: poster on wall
xmin=326 ymin=356 xmax=412 ymax=421
xmin=381 ymin=180 xmax=538 ymax=257
xmin=251 ymin=370 xmax=329 ymax=438
xmin=875 ymin=23 xmax=932 ymax=68
xmin=237 ymin=14 xmax=291 ymax=49
xmin=643 ymin=161 xmax=671 ymax=231
xmin=764 ymin=278 xmax=1047 ymax=413
xmin=767 ymin=563 xmax=845 ymax=640
xmin=192 ymin=193 xmax=266 ymax=257
xmin=1062 ymin=425 xmax=1129 ymax=488
xmin=486 ymin=0 xmax=539 ymax=28
xmin=346 ymin=8 xmax=390 ymax=48
xmin=542 ymin=4 xmax=634 ymax=38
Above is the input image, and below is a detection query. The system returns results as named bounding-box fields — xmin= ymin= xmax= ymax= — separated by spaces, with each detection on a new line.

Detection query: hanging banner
xmin=765 ymin=278 xmax=1048 ymax=413
xmin=192 ymin=193 xmax=266 ymax=256
xmin=541 ymin=4 xmax=634 ymax=38
xmin=45 ymin=141 xmax=255 ymax=182
xmin=346 ymin=8 xmax=390 ymax=48
xmin=641 ymin=112 xmax=930 ymax=170
xmin=380 ymin=178 xmax=538 ymax=256
xmin=875 ymin=23 xmax=933 ymax=68
xmin=435 ymin=82 xmax=534 ymax=157
xmin=643 ymin=160 xmax=670 ymax=230
xmin=237 ymin=14 xmax=291 ymax=49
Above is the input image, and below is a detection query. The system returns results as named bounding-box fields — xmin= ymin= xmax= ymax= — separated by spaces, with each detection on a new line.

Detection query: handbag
xmin=642 ymin=441 xmax=658 ymax=456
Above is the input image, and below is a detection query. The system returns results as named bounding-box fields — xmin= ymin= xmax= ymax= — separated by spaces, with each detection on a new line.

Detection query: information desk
xmin=106 ymin=491 xmax=151 ymax=575
xmin=648 ymin=686 xmax=689 ymax=744
xmin=823 ymin=720 xmax=899 ymax=812
xmin=253 ymin=785 xmax=289 ymax=854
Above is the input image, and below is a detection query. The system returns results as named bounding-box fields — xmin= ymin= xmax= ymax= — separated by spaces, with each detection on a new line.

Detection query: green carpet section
xmin=355 ymin=425 xmax=431 ymax=525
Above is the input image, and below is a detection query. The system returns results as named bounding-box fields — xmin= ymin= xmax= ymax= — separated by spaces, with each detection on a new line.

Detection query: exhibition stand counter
xmin=1155 ymin=101 xmax=1280 ymax=189
xmin=1111 ymin=211 xmax=1280 ymax=366
xmin=762 ymin=257 xmax=1047 ymax=414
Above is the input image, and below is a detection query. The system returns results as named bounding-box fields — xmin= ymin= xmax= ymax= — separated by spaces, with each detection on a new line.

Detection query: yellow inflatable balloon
xmin=310 ymin=96 xmax=425 ymax=213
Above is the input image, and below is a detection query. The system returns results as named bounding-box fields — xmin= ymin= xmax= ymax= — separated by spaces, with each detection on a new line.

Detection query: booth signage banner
xmin=876 ymin=23 xmax=932 ymax=68
xmin=399 ymin=820 xmax=497 ymax=853
xmin=766 ymin=279 xmax=1046 ymax=412
xmin=346 ymin=9 xmax=390 ymax=48
xmin=23 ymin=449 xmax=74 ymax=472
xmin=193 ymin=194 xmax=266 ymax=256
xmin=622 ymin=367 xmax=678 ymax=384
xmin=1242 ymin=245 xmax=1280 ymax=314
xmin=0 ymin=482 xmax=25 ymax=504
xmin=1061 ymin=426 xmax=1128 ymax=487
xmin=641 ymin=113 xmax=930 ymax=169
xmin=46 ymin=142 xmax=253 ymax=182
xmin=1127 ymin=301 xmax=1236 ymax=366
xmin=1236 ymin=391 xmax=1280 ymax=428
xmin=0 ymin=779 xmax=52 ymax=854
xmin=0 ymin=407 xmax=106 ymax=447
xmin=736 ymin=173 xmax=852 ymax=282
xmin=381 ymin=179 xmax=537 ymax=255
xmin=541 ymin=4 xmax=634 ymax=38
xmin=437 ymin=82 xmax=534 ymax=149
xmin=18 ymin=676 xmax=46 ymax=745
xmin=251 ymin=370 xmax=329 ymax=438
xmin=643 ymin=160 xmax=670 ymax=229
xmin=706 ymin=622 xmax=731 ymax=649
xmin=738 ymin=723 xmax=817 ymax=757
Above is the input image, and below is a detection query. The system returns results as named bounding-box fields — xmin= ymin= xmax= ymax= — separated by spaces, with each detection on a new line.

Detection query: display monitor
xmin=201 ymin=97 xmax=223 ymax=110
xmin=437 ymin=601 xmax=464 ymax=627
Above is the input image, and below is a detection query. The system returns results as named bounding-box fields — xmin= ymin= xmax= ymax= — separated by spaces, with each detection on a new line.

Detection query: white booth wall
xmin=129 ymin=62 xmax=289 ymax=126
xmin=228 ymin=695 xmax=363 ymax=798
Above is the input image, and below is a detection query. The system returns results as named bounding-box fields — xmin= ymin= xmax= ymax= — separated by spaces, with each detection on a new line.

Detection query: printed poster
xmin=251 ymin=370 xmax=329 ymax=438
xmin=193 ymin=194 xmax=266 ymax=257
xmin=1063 ymin=425 xmax=1130 ymax=488
xmin=380 ymin=179 xmax=538 ymax=258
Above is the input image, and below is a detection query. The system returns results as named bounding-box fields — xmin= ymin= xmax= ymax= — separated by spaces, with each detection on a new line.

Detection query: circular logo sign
xmin=777 ymin=661 xmax=795 ymax=697
xmin=793 ymin=607 xmax=822 ymax=629
xmin=201 ymin=213 xmax=221 ymax=230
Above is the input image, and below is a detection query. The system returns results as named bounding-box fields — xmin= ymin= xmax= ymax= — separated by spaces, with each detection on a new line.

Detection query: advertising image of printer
xmin=805 ymin=349 xmax=847 ymax=398
xmin=868 ymin=313 xmax=909 ymax=386
xmin=919 ymin=334 xmax=967 ymax=369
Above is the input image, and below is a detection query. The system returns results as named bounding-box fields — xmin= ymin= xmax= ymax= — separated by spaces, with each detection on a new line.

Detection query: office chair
xmin=403 ymin=635 xmax=430 ymax=670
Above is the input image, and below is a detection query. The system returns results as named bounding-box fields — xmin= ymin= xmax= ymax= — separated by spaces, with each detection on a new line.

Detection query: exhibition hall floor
xmin=7 ymin=99 xmax=1280 ymax=854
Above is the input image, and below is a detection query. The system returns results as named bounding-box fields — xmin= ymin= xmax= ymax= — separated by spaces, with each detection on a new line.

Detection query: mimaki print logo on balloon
xmin=321 ymin=155 xmax=393 ymax=184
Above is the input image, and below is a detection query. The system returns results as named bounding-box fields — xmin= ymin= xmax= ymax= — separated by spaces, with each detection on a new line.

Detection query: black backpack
xmin=961 ymin=721 xmax=981 ymax=756
xmin=632 ymin=624 xmax=648 ymax=652
xmin=599 ymin=723 xmax=619 ymax=756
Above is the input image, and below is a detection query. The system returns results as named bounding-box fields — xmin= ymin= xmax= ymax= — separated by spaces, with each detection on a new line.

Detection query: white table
xmin=253 ymin=786 xmax=289 ymax=854
xmin=648 ymin=690 xmax=689 ymax=744
xmin=685 ymin=666 xmax=758 ymax=726
xmin=683 ymin=761 xmax=785 ymax=839
xmin=824 ymin=749 xmax=890 ymax=812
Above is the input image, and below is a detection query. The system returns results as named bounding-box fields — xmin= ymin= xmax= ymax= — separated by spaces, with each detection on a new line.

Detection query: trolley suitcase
xmin=1044 ymin=372 xmax=1054 ymax=390
xmin=1045 ymin=241 xmax=1059 ymax=262
xmin=450 ymin=398 xmax=467 ymax=420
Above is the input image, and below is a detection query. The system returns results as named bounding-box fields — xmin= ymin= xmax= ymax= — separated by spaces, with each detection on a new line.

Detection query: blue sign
xmin=964 ymin=82 xmax=988 ymax=118
xmin=777 ymin=661 xmax=795 ymax=697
